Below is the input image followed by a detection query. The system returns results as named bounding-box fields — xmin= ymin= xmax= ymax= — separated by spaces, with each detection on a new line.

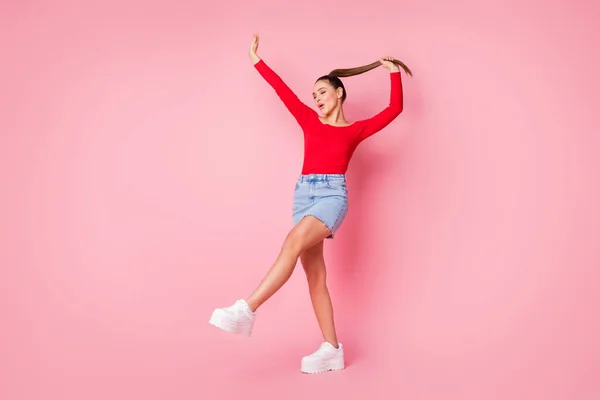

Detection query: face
xmin=312 ymin=80 xmax=343 ymax=115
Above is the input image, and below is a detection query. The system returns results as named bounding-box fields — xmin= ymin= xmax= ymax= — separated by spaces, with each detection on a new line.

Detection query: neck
xmin=321 ymin=107 xmax=349 ymax=125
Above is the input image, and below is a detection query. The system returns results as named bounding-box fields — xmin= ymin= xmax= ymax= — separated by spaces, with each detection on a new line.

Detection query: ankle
xmin=244 ymin=299 xmax=258 ymax=313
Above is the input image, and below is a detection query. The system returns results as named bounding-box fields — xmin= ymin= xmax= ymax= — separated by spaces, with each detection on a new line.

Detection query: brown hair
xmin=316 ymin=58 xmax=412 ymax=103
xmin=329 ymin=58 xmax=412 ymax=78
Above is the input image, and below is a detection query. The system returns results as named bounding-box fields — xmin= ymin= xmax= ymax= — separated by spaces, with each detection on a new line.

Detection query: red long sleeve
xmin=254 ymin=59 xmax=314 ymax=126
xmin=356 ymin=71 xmax=403 ymax=141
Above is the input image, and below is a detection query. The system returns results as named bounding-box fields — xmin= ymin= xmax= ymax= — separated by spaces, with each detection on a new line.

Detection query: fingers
xmin=251 ymin=33 xmax=259 ymax=51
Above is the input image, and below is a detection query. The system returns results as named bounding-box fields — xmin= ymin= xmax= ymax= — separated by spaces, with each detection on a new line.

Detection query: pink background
xmin=2 ymin=0 xmax=599 ymax=399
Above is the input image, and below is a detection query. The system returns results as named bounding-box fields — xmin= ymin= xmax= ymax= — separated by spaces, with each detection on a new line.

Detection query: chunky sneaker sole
xmin=208 ymin=299 xmax=255 ymax=337
xmin=301 ymin=357 xmax=345 ymax=374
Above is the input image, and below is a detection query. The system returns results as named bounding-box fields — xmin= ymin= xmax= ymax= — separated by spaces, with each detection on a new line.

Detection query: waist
xmin=297 ymin=173 xmax=346 ymax=183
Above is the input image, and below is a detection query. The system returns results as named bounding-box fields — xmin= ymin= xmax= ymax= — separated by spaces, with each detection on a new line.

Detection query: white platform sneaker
xmin=208 ymin=299 xmax=255 ymax=337
xmin=301 ymin=342 xmax=345 ymax=374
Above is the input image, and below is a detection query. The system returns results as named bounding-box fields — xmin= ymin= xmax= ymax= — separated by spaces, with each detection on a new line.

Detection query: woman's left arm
xmin=357 ymin=57 xmax=404 ymax=141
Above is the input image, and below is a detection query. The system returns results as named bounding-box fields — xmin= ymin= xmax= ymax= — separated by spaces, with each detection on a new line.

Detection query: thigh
xmin=286 ymin=216 xmax=332 ymax=253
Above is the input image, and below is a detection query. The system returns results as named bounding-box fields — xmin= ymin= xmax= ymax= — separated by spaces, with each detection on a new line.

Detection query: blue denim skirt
xmin=292 ymin=174 xmax=349 ymax=239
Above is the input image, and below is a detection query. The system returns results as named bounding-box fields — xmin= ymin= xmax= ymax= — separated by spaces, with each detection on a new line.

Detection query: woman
xmin=209 ymin=33 xmax=411 ymax=374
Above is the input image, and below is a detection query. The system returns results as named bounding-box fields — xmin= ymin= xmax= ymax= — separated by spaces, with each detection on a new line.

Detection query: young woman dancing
xmin=209 ymin=33 xmax=411 ymax=374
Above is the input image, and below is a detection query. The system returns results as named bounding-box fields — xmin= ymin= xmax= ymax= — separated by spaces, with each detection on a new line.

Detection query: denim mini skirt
xmin=292 ymin=174 xmax=349 ymax=239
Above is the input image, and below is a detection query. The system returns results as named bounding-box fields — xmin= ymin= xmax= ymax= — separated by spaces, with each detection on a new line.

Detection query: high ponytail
xmin=329 ymin=58 xmax=412 ymax=77
xmin=315 ymin=58 xmax=411 ymax=104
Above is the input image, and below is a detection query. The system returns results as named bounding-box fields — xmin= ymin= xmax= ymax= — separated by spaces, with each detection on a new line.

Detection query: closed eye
xmin=313 ymin=87 xmax=327 ymax=97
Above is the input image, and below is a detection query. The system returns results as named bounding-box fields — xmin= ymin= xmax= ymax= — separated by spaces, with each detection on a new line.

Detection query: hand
xmin=250 ymin=33 xmax=259 ymax=56
xmin=380 ymin=56 xmax=400 ymax=72
xmin=249 ymin=33 xmax=261 ymax=64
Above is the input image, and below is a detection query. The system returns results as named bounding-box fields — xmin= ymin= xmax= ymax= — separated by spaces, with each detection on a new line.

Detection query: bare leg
xmin=300 ymin=240 xmax=339 ymax=348
xmin=245 ymin=216 xmax=331 ymax=312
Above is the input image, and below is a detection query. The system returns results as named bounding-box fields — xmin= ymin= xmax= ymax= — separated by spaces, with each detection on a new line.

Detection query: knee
xmin=305 ymin=268 xmax=327 ymax=291
xmin=282 ymin=231 xmax=305 ymax=256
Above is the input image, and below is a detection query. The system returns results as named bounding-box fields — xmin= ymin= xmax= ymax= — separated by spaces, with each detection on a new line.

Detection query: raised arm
xmin=249 ymin=34 xmax=314 ymax=126
xmin=357 ymin=59 xmax=404 ymax=141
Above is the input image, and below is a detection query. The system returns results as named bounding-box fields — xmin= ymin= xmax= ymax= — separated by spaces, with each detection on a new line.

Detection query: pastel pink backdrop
xmin=2 ymin=0 xmax=599 ymax=399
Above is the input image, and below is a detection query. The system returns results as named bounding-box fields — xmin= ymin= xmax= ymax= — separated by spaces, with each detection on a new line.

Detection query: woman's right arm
xmin=249 ymin=34 xmax=313 ymax=126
